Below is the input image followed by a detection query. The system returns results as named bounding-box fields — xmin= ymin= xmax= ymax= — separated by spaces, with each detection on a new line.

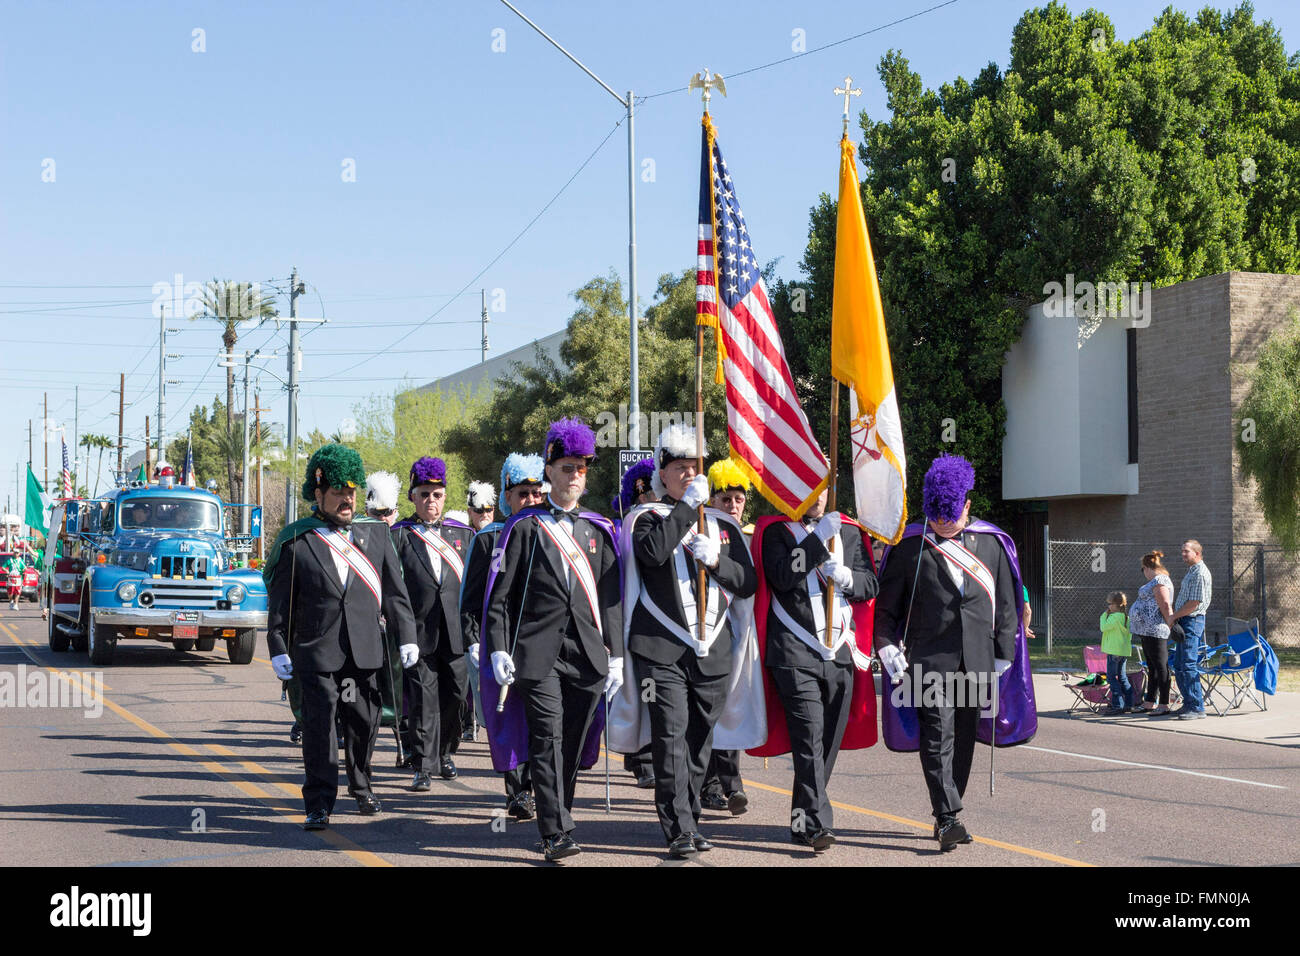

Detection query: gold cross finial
xmin=834 ymin=75 xmax=862 ymax=134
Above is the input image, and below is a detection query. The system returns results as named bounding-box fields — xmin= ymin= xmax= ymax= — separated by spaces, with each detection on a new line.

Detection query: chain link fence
xmin=1044 ymin=539 xmax=1299 ymax=653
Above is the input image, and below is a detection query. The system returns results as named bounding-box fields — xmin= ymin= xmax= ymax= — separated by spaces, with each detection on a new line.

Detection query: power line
xmin=327 ymin=113 xmax=627 ymax=378
xmin=639 ymin=0 xmax=962 ymax=100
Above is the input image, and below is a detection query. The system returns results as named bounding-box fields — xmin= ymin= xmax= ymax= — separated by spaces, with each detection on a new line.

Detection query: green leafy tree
xmin=78 ymin=433 xmax=115 ymax=497
xmin=1236 ymin=311 xmax=1300 ymax=548
xmin=776 ymin=1 xmax=1300 ymax=522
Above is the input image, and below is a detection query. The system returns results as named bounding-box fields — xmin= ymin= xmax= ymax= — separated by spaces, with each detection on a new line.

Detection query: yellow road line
xmin=2 ymin=622 xmax=114 ymax=690
xmin=740 ymin=778 xmax=1094 ymax=867
xmin=3 ymin=617 xmax=388 ymax=867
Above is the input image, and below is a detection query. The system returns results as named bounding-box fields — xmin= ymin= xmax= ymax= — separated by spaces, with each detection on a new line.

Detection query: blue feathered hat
xmin=543 ymin=417 xmax=597 ymax=464
xmin=923 ymin=454 xmax=975 ymax=523
xmin=498 ymin=452 xmax=545 ymax=517
xmin=620 ymin=457 xmax=655 ymax=502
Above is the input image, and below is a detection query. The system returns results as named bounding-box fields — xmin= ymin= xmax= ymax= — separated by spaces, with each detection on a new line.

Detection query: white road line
xmin=1022 ymin=745 xmax=1287 ymax=790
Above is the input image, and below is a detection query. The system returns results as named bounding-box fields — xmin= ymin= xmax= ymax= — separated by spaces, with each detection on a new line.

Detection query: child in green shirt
xmin=1100 ymin=591 xmax=1133 ymax=713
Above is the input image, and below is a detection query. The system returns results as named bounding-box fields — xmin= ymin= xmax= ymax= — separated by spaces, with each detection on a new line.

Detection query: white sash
xmin=769 ymin=524 xmax=869 ymax=668
xmin=412 ymin=525 xmax=465 ymax=584
xmin=636 ymin=509 xmax=731 ymax=656
xmin=534 ymin=512 xmax=603 ymax=637
xmin=313 ymin=528 xmax=382 ymax=605
xmin=927 ymin=533 xmax=996 ymax=621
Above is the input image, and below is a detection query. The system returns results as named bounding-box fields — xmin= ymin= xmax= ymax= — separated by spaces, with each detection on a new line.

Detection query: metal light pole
xmin=499 ymin=0 xmax=641 ymax=449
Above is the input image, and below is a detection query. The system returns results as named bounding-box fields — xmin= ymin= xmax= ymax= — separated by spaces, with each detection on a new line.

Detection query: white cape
xmin=607 ymin=502 xmax=767 ymax=753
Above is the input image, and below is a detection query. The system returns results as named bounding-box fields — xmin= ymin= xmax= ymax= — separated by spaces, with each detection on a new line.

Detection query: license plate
xmin=175 ymin=611 xmax=200 ymax=623
xmin=174 ymin=623 xmax=198 ymax=640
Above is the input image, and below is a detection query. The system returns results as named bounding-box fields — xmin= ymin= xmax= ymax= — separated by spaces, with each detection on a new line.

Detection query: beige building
xmin=1003 ymin=271 xmax=1300 ymax=648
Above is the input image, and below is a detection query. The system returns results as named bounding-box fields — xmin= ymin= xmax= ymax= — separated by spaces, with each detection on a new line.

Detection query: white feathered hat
xmin=652 ymin=423 xmax=706 ymax=498
xmin=466 ymin=480 xmax=496 ymax=510
xmin=365 ymin=470 xmax=401 ymax=512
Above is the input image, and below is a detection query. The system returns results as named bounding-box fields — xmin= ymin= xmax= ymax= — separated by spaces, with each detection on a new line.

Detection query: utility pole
xmin=254 ymin=391 xmax=272 ymax=560
xmin=73 ymin=385 xmax=79 ymax=492
xmin=481 ymin=288 xmax=489 ymax=363
xmin=28 ymin=419 xmax=32 ymax=469
xmin=43 ymin=392 xmax=48 ymax=492
xmin=157 ymin=303 xmax=167 ymax=468
xmin=285 ymin=268 xmax=302 ymax=523
xmin=117 ymin=373 xmax=125 ymax=474
xmin=145 ymin=416 xmax=151 ymax=477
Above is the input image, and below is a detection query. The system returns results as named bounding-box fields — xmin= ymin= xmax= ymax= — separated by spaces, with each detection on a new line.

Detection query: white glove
xmin=468 ymin=643 xmax=480 ymax=668
xmin=399 ymin=643 xmax=419 ymax=668
xmin=815 ymin=511 xmax=842 ymax=542
xmin=690 ymin=532 xmax=720 ymax=569
xmin=823 ymin=558 xmax=854 ymax=591
xmin=680 ymin=474 xmax=710 ymax=509
xmin=994 ymin=658 xmax=1013 ymax=676
xmin=491 ymin=650 xmax=516 ymax=686
xmin=605 ymin=657 xmax=624 ymax=697
xmin=271 ymin=654 xmax=293 ymax=681
xmin=878 ymin=644 xmax=908 ymax=684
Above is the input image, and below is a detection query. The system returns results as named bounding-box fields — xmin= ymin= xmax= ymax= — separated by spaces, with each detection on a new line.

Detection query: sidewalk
xmin=1033 ymin=672 xmax=1299 ymax=748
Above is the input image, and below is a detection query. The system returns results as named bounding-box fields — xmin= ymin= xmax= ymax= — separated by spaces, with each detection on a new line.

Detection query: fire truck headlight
xmin=116 ymin=581 xmax=138 ymax=602
xmin=225 ymin=584 xmax=246 ymax=605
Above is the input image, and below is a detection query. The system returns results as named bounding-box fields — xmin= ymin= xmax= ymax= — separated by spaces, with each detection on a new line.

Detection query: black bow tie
xmin=421 ymin=521 xmax=442 ymax=529
xmin=552 ymin=507 xmax=575 ymax=519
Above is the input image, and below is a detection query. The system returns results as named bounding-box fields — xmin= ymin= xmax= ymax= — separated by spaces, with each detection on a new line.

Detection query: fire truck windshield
xmin=119 ymin=498 xmax=220 ymax=532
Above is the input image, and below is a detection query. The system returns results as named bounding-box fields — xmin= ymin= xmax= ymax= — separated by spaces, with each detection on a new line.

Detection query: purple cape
xmin=479 ymin=506 xmax=619 ymax=773
xmin=876 ymin=519 xmax=1038 ymax=750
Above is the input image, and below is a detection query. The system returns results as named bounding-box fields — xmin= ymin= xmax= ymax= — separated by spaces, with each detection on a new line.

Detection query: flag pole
xmin=823 ymin=381 xmax=839 ymax=648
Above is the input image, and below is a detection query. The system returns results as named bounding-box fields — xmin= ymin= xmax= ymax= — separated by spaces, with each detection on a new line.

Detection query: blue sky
xmin=3 ymin=0 xmax=1297 ymax=507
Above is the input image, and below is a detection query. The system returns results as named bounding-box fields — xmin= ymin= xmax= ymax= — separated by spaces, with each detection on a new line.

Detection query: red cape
xmin=746 ymin=514 xmax=878 ymax=758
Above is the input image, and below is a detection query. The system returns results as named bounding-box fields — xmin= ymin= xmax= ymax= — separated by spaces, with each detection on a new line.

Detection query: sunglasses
xmin=372 ymin=508 xmax=395 ymax=518
xmin=469 ymin=506 xmax=493 ymax=515
xmin=415 ymin=489 xmax=445 ymax=500
xmin=557 ymin=463 xmax=587 ymax=475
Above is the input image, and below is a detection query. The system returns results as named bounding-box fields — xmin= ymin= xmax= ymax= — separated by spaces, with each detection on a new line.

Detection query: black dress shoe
xmin=355 ymin=793 xmax=382 ymax=815
xmin=791 ymin=828 xmax=836 ymax=852
xmin=542 ymin=833 xmax=582 ymax=862
xmin=668 ymin=833 xmax=697 ymax=858
xmin=439 ymin=757 xmax=458 ymax=780
xmin=726 ymin=790 xmax=749 ymax=816
xmin=302 ymin=810 xmax=329 ymax=830
xmin=932 ymin=820 xmax=974 ymax=844
xmin=691 ymin=833 xmax=714 ymax=852
xmin=701 ymin=790 xmax=728 ymax=811
xmin=395 ymin=753 xmax=413 ymax=769
xmin=635 ymin=772 xmax=655 ymax=789
xmin=937 ymin=819 xmax=970 ymax=851
xmin=508 ymin=793 xmax=536 ymax=821
xmin=410 ymin=771 xmax=433 ymax=791
xmin=289 ymin=721 xmax=303 ymax=744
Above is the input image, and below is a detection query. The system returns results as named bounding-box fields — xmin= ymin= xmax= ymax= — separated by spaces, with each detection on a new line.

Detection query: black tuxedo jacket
xmin=627 ymin=499 xmax=756 ymax=677
xmin=391 ymin=520 xmax=475 ymax=657
xmin=459 ymin=526 xmax=500 ymax=647
xmin=484 ymin=508 xmax=623 ymax=681
xmin=266 ymin=522 xmax=417 ymax=674
xmin=872 ymin=523 xmax=1017 ymax=676
xmin=761 ymin=517 xmax=878 ymax=669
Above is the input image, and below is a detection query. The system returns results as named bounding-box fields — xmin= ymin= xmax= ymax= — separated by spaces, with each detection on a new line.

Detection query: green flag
xmin=24 ymin=466 xmax=49 ymax=537
xmin=134 ymin=464 xmax=147 ymax=483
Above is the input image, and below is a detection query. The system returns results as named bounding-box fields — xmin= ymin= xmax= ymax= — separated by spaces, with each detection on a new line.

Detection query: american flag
xmin=695 ymin=115 xmax=829 ymax=518
xmin=60 ymin=437 xmax=73 ymax=497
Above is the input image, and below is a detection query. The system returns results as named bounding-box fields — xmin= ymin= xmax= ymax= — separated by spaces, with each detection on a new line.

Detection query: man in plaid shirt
xmin=1169 ymin=540 xmax=1212 ymax=719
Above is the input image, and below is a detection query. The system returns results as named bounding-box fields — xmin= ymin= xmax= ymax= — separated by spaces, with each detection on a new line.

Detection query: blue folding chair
xmin=1198 ymin=618 xmax=1269 ymax=716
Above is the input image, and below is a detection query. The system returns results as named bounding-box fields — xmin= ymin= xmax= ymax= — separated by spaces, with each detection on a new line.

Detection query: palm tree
xmin=79 ymin=433 xmax=115 ymax=496
xmin=192 ymin=279 xmax=278 ymax=499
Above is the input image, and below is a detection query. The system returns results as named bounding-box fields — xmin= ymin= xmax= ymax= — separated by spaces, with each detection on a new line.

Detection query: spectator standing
xmin=1128 ymin=551 xmax=1174 ymax=715
xmin=1169 ymin=540 xmax=1211 ymax=720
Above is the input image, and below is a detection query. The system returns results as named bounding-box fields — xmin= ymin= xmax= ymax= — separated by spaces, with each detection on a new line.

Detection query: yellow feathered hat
xmin=707 ymin=458 xmax=751 ymax=495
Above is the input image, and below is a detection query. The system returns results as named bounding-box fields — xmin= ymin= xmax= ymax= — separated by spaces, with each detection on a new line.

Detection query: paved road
xmin=2 ymin=606 xmax=1296 ymax=867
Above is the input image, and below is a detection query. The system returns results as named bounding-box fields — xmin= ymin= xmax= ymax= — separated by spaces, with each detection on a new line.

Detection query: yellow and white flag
xmin=831 ymin=135 xmax=907 ymax=544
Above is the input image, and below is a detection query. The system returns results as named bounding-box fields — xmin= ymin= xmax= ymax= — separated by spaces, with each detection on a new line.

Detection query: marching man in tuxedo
xmin=873 ymin=455 xmax=1019 ymax=850
xmin=460 ymin=452 xmax=547 ymax=821
xmin=757 ymin=486 xmax=877 ymax=851
xmin=391 ymin=457 xmax=475 ymax=788
xmin=265 ymin=444 xmax=417 ymax=829
xmin=483 ymin=419 xmax=623 ymax=862
xmin=621 ymin=425 xmax=756 ymax=859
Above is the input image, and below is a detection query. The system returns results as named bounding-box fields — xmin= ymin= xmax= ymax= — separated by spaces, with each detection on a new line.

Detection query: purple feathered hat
xmin=621 ymin=457 xmax=655 ymax=502
xmin=923 ymin=454 xmax=976 ymax=523
xmin=543 ymin=417 xmax=597 ymax=464
xmin=408 ymin=456 xmax=447 ymax=497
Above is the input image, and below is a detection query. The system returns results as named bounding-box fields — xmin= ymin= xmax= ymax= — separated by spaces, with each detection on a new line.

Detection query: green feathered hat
xmin=301 ymin=444 xmax=366 ymax=502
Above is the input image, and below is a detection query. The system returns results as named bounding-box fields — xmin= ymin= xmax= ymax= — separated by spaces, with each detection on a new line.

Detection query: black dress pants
xmin=638 ymin=651 xmax=729 ymax=843
xmin=300 ymin=659 xmax=381 ymax=815
xmin=403 ymin=647 xmax=469 ymax=770
xmin=916 ymin=680 xmax=980 ymax=819
xmin=703 ymin=748 xmax=742 ymax=795
xmin=515 ymin=636 xmax=603 ymax=839
xmin=771 ymin=659 xmax=853 ymax=832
